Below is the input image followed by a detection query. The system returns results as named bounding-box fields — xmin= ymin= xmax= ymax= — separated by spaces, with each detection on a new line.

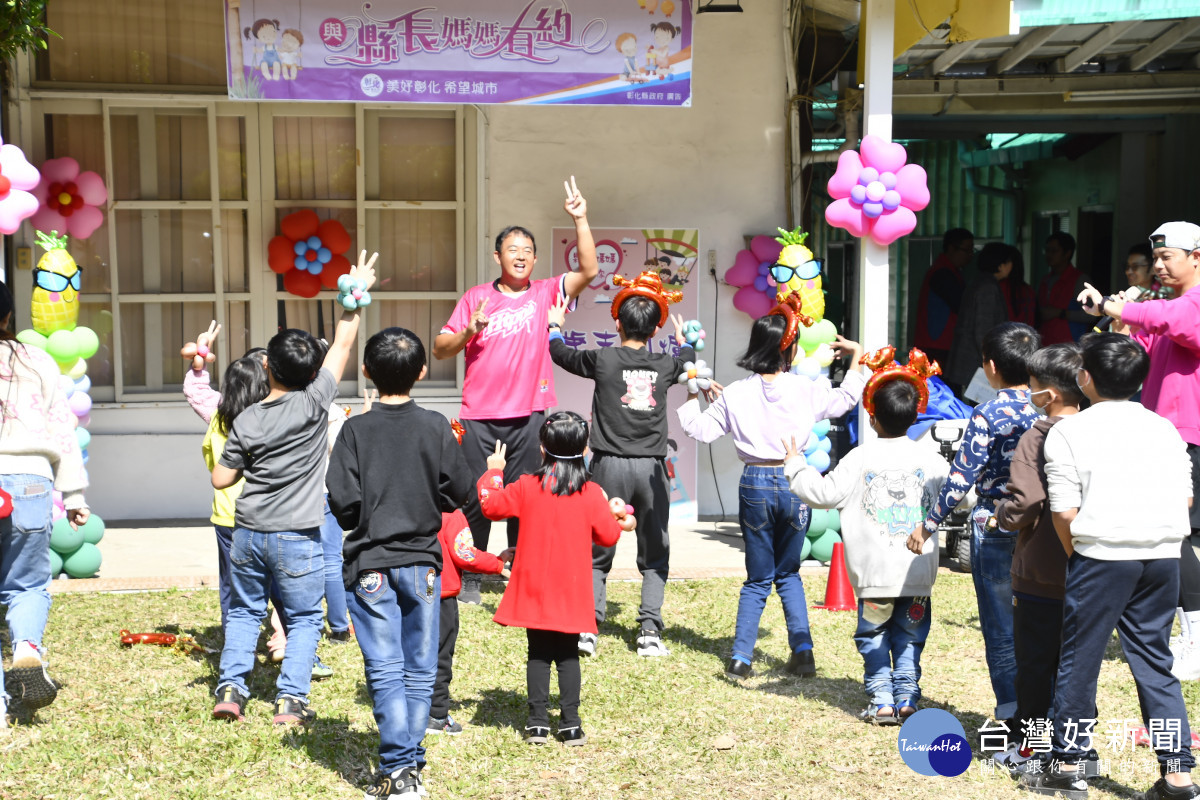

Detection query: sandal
xmin=859 ymin=704 xmax=901 ymax=726
xmin=896 ymin=699 xmax=918 ymax=720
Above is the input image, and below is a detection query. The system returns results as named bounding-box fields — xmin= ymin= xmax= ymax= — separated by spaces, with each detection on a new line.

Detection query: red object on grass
xmin=813 ymin=541 xmax=857 ymax=611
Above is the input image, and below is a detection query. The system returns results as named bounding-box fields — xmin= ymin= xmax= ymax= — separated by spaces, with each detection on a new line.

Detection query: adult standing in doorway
xmin=1079 ymin=221 xmax=1200 ymax=681
xmin=943 ymin=242 xmax=1013 ymax=396
xmin=433 ymin=178 xmax=598 ymax=604
xmin=1037 ymin=232 xmax=1089 ymax=344
xmin=914 ymin=228 xmax=974 ymax=366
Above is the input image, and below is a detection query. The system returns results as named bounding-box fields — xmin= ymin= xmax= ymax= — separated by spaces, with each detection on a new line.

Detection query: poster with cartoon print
xmin=224 ymin=0 xmax=692 ymax=105
xmin=552 ymin=226 xmax=699 ymax=522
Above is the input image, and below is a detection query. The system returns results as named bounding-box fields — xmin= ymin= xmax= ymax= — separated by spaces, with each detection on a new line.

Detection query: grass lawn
xmin=2 ymin=573 xmax=1196 ymax=799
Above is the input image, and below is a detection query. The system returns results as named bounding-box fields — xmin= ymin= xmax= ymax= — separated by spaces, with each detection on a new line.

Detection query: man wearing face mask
xmin=1079 ymin=221 xmax=1200 ymax=682
xmin=989 ymin=344 xmax=1087 ymax=772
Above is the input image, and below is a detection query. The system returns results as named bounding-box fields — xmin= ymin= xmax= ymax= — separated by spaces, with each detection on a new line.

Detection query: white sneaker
xmin=578 ymin=633 xmax=597 ymax=658
xmin=1171 ymin=640 xmax=1200 ymax=681
xmin=636 ymin=629 xmax=669 ymax=657
xmin=12 ymin=640 xmax=44 ymax=669
xmin=8 ymin=641 xmax=57 ymax=711
xmin=992 ymin=742 xmax=1034 ymax=771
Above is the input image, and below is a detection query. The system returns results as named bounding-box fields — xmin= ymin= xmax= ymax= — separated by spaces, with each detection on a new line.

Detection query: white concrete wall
xmin=83 ymin=2 xmax=789 ymax=521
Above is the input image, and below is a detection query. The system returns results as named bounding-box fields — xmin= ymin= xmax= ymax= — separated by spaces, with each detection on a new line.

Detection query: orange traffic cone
xmin=813 ymin=541 xmax=857 ymax=611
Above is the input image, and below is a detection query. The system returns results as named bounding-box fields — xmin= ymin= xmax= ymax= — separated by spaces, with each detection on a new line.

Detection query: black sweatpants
xmin=460 ymin=412 xmax=545 ymax=552
xmin=526 ymin=629 xmax=581 ymax=729
xmin=590 ymin=454 xmax=671 ymax=631
xmin=1051 ymin=553 xmax=1194 ymax=773
xmin=429 ymin=596 xmax=458 ymax=720
xmin=1012 ymin=594 xmax=1064 ymax=744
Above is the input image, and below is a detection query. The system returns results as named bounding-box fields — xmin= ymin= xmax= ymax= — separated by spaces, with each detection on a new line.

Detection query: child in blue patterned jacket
xmin=909 ymin=321 xmax=1040 ymax=737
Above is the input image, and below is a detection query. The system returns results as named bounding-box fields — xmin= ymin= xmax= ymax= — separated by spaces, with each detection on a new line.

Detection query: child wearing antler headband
xmin=678 ymin=299 xmax=863 ymax=682
xmin=784 ymin=346 xmax=949 ymax=724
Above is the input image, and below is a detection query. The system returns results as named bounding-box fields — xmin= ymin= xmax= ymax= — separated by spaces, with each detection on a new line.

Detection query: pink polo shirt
xmin=441 ymin=275 xmax=571 ymax=420
xmin=1124 ymin=283 xmax=1200 ymax=446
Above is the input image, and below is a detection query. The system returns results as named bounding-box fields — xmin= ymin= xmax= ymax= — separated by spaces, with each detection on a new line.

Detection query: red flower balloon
xmin=267 ymin=209 xmax=353 ymax=298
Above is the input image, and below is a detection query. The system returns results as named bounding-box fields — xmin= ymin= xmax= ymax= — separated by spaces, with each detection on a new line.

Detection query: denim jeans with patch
xmin=854 ymin=596 xmax=932 ymax=706
xmin=0 ymin=474 xmax=54 ymax=704
xmin=216 ymin=527 xmax=324 ymax=701
xmin=971 ymin=505 xmax=1018 ymax=720
xmin=732 ymin=465 xmax=812 ymax=665
xmin=348 ymin=565 xmax=440 ymax=774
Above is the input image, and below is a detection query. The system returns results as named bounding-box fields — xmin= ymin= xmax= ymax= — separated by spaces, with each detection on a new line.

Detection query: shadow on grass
xmin=469 ymin=687 xmax=528 ymax=734
xmin=290 ymin=714 xmax=382 ymax=790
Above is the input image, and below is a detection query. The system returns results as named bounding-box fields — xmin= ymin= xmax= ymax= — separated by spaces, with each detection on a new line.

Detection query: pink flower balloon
xmin=31 ymin=157 xmax=108 ymax=240
xmin=825 ymin=135 xmax=930 ymax=246
xmin=0 ymin=135 xmax=41 ymax=235
xmin=724 ymin=235 xmax=784 ymax=319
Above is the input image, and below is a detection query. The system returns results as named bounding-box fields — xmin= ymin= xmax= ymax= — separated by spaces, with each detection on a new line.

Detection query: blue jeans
xmin=1 ymin=474 xmax=54 ymax=704
xmin=971 ymin=505 xmax=1018 ymax=719
xmin=320 ymin=500 xmax=350 ymax=633
xmin=348 ymin=565 xmax=440 ymax=774
xmin=216 ymin=527 xmax=324 ymax=701
xmin=732 ymin=465 xmax=812 ymax=665
xmin=855 ymin=597 xmax=932 ymax=706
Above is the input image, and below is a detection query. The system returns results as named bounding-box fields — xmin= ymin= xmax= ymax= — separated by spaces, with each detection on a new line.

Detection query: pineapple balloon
xmin=31 ymin=230 xmax=81 ymax=336
xmin=772 ymin=227 xmax=824 ymax=321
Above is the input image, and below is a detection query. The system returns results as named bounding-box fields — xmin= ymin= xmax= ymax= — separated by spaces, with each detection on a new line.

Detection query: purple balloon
xmin=69 ymin=391 xmax=92 ymax=417
xmin=880 ymin=171 xmax=897 ymax=190
xmin=850 ymin=184 xmax=867 ymax=205
xmin=882 ymin=190 xmax=902 ymax=211
xmin=758 ymin=261 xmax=770 ymax=276
xmin=863 ymin=202 xmax=883 ymax=218
xmin=859 ymin=167 xmax=879 ymax=185
xmin=754 ymin=275 xmax=769 ymax=292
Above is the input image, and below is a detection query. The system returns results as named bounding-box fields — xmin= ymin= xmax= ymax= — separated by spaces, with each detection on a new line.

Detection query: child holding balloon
xmin=678 ymin=295 xmax=864 ymax=682
xmin=785 ymin=347 xmax=948 ymax=724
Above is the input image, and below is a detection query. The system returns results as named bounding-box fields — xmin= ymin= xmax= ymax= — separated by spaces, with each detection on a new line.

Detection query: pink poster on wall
xmin=225 ymin=1 xmax=693 ymax=106
xmin=552 ymin=227 xmax=700 ymax=522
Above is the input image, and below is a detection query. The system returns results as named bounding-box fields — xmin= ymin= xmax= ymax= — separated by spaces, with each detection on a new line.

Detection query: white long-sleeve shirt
xmin=785 ymin=436 xmax=948 ymax=598
xmin=1044 ymin=400 xmax=1192 ymax=561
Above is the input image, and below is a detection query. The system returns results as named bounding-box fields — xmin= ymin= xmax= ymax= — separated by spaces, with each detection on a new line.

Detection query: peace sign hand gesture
xmin=487 ymin=439 xmax=508 ymax=472
xmin=351 ymin=250 xmax=379 ymax=293
xmin=181 ymin=320 xmax=221 ymax=372
xmin=563 ymin=175 xmax=587 ymax=220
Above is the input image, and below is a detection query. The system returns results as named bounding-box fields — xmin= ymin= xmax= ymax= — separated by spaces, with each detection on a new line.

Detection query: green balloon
xmin=50 ymin=517 xmax=84 ymax=554
xmin=807 ymin=508 xmax=829 ymax=539
xmin=812 ymin=319 xmax=838 ymax=346
xmin=79 ymin=513 xmax=105 ymax=545
xmin=809 ymin=529 xmax=842 ymax=564
xmin=826 ymin=509 xmax=841 ymax=532
xmin=74 ymin=327 xmax=100 ymax=360
xmin=49 ymin=548 xmax=63 ymax=578
xmin=796 ymin=322 xmax=822 ymax=354
xmin=46 ymin=329 xmax=79 ymax=364
xmin=16 ymin=329 xmax=47 ymax=349
xmin=62 ymin=542 xmax=102 ymax=578
xmin=800 ymin=535 xmax=812 ymax=562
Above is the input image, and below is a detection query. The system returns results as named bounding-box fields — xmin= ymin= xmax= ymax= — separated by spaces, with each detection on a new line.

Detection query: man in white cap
xmin=1079 ymin=221 xmax=1200 ymax=682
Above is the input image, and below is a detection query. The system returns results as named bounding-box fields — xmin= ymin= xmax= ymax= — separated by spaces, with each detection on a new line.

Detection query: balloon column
xmin=805 ymin=506 xmax=843 ymax=565
xmin=49 ymin=512 xmax=106 ymax=578
xmin=15 ymin=231 xmax=103 ymax=577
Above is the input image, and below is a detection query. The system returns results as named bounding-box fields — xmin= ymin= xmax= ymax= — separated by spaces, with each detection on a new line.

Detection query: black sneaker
xmin=5 ymin=646 xmax=58 ymax=712
xmin=785 ymin=649 xmax=816 ymax=678
xmin=273 ymin=695 xmax=316 ymax=727
xmin=212 ymin=685 xmax=249 ymax=722
xmin=364 ymin=766 xmax=421 ymax=799
xmin=524 ymin=725 xmax=550 ymax=744
xmin=426 ymin=714 xmax=463 ymax=735
xmin=1141 ymin=778 xmax=1200 ymax=800
xmin=725 ymin=658 xmax=754 ymax=681
xmin=557 ymin=725 xmax=588 ymax=746
xmin=636 ymin=628 xmax=669 ymax=657
xmin=327 ymin=629 xmax=353 ymax=643
xmin=1019 ymin=765 xmax=1088 ymax=799
xmin=459 ymin=574 xmax=482 ymax=605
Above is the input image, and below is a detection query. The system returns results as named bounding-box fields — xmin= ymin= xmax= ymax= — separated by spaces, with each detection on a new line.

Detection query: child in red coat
xmin=426 ymin=509 xmax=509 ymax=736
xmin=477 ymin=411 xmax=635 ymax=746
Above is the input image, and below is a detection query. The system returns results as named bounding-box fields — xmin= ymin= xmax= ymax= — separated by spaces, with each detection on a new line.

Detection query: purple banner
xmin=225 ymin=1 xmax=693 ymax=106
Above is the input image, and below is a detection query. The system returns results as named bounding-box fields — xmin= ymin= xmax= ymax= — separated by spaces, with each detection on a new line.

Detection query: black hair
xmin=243 ymin=18 xmax=280 ymax=40
xmin=736 ymin=314 xmax=794 ymax=375
xmin=0 ymin=280 xmax=13 ymax=340
xmin=243 ymin=346 xmax=267 ymax=360
xmin=1127 ymin=242 xmax=1154 ymax=263
xmin=1026 ymin=343 xmax=1086 ymax=408
xmin=494 ymin=225 xmax=537 ymax=255
xmin=216 ymin=355 xmax=270 ymax=436
xmin=1006 ymin=245 xmax=1027 ymax=285
xmin=364 ymin=327 xmax=426 ymax=396
xmin=267 ymin=328 xmax=322 ymax=389
xmin=1046 ymin=231 xmax=1076 ymax=259
xmin=942 ymin=228 xmax=974 ymax=252
xmin=872 ymin=380 xmax=920 ymax=437
xmin=976 ymin=242 xmax=1013 ymax=275
xmin=536 ymin=411 xmax=590 ymax=497
xmin=1080 ymin=332 xmax=1149 ymax=400
xmin=980 ymin=322 xmax=1040 ymax=386
xmin=617 ymin=295 xmax=660 ymax=342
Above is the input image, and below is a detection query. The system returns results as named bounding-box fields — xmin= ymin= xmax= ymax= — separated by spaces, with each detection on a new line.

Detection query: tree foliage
xmin=0 ymin=0 xmax=55 ymax=63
